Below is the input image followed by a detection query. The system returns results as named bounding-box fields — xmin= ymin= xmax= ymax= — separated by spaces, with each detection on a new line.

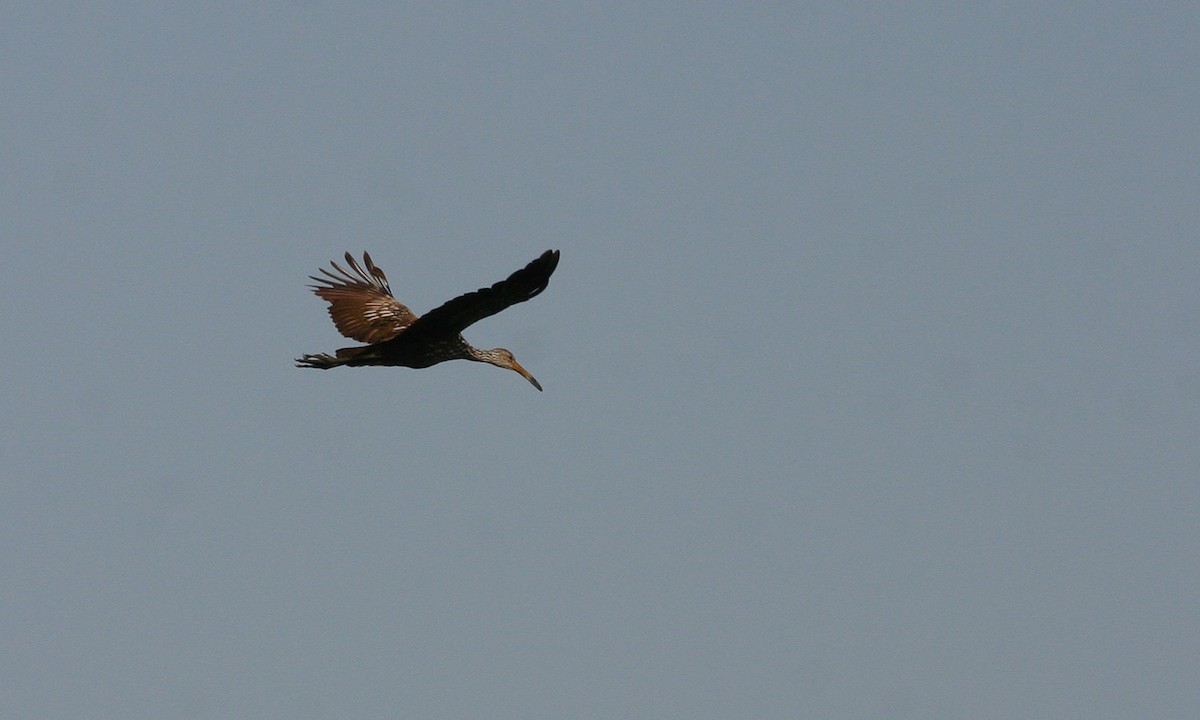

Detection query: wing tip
xmin=536 ymin=248 xmax=561 ymax=277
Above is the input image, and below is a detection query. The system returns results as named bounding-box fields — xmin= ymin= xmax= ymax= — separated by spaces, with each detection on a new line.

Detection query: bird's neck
xmin=471 ymin=347 xmax=505 ymax=365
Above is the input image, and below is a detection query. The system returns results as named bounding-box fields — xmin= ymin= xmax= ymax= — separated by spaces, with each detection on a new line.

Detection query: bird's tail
xmin=295 ymin=346 xmax=370 ymax=369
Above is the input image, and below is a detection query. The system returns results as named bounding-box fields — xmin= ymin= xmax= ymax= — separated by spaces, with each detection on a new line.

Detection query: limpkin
xmin=296 ymin=249 xmax=560 ymax=390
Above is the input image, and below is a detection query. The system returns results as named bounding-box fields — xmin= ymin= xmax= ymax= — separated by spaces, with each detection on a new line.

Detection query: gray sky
xmin=3 ymin=4 xmax=1198 ymax=718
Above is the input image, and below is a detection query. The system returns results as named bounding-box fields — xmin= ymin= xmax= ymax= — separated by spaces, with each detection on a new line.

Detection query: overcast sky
xmin=3 ymin=4 xmax=1198 ymax=718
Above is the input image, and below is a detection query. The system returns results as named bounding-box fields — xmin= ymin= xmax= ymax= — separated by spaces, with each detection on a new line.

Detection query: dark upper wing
xmin=308 ymin=252 xmax=418 ymax=343
xmin=404 ymin=250 xmax=560 ymax=339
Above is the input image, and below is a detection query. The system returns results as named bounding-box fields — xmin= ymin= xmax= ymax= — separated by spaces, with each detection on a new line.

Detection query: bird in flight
xmin=296 ymin=249 xmax=560 ymax=390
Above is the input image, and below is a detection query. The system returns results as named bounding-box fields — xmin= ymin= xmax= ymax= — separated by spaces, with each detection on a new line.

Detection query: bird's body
xmin=296 ymin=250 xmax=559 ymax=390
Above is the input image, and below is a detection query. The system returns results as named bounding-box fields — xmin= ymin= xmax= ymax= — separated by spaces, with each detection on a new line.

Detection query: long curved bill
xmin=510 ymin=360 xmax=543 ymax=391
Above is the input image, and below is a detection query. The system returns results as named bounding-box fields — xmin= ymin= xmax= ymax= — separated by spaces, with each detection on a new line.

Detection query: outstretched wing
xmin=308 ymin=252 xmax=418 ymax=343
xmin=405 ymin=249 xmax=560 ymax=340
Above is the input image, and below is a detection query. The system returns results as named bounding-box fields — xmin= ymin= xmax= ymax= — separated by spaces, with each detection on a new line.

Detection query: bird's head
xmin=483 ymin=348 xmax=543 ymax=391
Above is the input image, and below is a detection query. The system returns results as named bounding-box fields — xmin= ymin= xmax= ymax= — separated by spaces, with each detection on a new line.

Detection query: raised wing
xmin=308 ymin=252 xmax=418 ymax=343
xmin=405 ymin=249 xmax=560 ymax=340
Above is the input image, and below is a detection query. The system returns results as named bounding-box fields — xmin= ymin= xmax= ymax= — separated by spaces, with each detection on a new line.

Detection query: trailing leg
xmin=295 ymin=353 xmax=344 ymax=369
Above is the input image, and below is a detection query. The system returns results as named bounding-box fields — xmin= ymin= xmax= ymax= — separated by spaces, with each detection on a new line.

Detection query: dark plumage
xmin=296 ymin=250 xmax=559 ymax=390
